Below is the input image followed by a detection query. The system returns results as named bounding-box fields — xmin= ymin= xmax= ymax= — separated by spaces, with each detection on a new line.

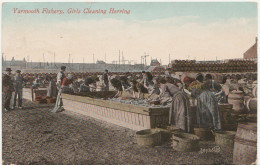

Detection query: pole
xmin=169 ymin=54 xmax=170 ymax=65
xmin=43 ymin=53 xmax=45 ymax=68
xmin=69 ymin=54 xmax=71 ymax=66
xmin=119 ymin=50 xmax=120 ymax=72
xmin=105 ymin=53 xmax=107 ymax=70
xmin=83 ymin=58 xmax=85 ymax=71
xmin=54 ymin=53 xmax=55 ymax=66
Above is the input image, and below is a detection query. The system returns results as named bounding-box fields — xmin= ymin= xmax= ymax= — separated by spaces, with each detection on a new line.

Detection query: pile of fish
xmin=108 ymin=97 xmax=171 ymax=108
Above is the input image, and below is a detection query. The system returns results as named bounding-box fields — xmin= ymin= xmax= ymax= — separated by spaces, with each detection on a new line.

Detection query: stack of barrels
xmin=171 ymin=59 xmax=257 ymax=73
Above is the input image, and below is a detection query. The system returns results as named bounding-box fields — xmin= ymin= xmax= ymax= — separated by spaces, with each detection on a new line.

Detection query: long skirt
xmin=197 ymin=90 xmax=221 ymax=130
xmin=51 ymin=89 xmax=64 ymax=113
xmin=169 ymin=91 xmax=192 ymax=133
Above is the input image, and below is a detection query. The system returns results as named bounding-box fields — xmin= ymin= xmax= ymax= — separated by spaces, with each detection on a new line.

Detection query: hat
xmin=5 ymin=68 xmax=12 ymax=72
xmin=16 ymin=70 xmax=21 ymax=73
xmin=61 ymin=66 xmax=66 ymax=70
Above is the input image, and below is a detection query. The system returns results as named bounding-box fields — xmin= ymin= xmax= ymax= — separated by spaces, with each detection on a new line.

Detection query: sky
xmin=2 ymin=2 xmax=258 ymax=65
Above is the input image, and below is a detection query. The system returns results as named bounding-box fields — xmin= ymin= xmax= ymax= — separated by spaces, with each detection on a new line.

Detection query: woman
xmin=79 ymin=79 xmax=91 ymax=93
xmin=159 ymin=78 xmax=192 ymax=133
xmin=51 ymin=74 xmax=73 ymax=113
xmin=196 ymin=74 xmax=222 ymax=130
xmin=110 ymin=76 xmax=123 ymax=98
xmin=46 ymin=76 xmax=58 ymax=98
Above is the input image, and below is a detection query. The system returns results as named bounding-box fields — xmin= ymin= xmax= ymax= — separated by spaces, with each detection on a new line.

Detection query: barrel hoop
xmin=246 ymin=98 xmax=251 ymax=110
xmin=235 ymin=137 xmax=257 ymax=147
xmin=228 ymin=97 xmax=244 ymax=100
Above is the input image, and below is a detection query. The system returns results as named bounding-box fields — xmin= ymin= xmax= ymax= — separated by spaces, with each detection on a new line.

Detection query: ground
xmin=3 ymin=100 xmax=233 ymax=164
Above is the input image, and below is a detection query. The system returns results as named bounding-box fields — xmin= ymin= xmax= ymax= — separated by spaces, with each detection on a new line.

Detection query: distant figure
xmin=79 ymin=79 xmax=90 ymax=93
xmin=12 ymin=70 xmax=24 ymax=109
xmin=165 ymin=68 xmax=171 ymax=77
xmin=3 ymin=68 xmax=14 ymax=112
xmin=102 ymin=69 xmax=109 ymax=91
xmin=31 ymin=75 xmax=41 ymax=101
xmin=46 ymin=76 xmax=58 ymax=98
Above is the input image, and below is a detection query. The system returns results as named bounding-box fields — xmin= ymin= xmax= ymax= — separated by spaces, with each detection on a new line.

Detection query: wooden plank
xmin=139 ymin=114 xmax=144 ymax=127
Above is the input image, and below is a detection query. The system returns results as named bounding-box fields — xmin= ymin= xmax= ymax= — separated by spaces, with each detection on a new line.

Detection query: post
xmin=119 ymin=50 xmax=120 ymax=72
xmin=54 ymin=53 xmax=56 ymax=66
xmin=169 ymin=54 xmax=171 ymax=64
xmin=69 ymin=54 xmax=70 ymax=65
xmin=105 ymin=53 xmax=107 ymax=70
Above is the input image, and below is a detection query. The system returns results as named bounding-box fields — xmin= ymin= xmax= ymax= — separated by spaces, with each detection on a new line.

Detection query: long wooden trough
xmin=62 ymin=93 xmax=171 ymax=130
xmin=62 ymin=93 xmax=234 ymax=131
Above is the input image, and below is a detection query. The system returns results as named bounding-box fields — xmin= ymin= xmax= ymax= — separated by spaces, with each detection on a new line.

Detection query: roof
xmin=244 ymin=40 xmax=257 ymax=59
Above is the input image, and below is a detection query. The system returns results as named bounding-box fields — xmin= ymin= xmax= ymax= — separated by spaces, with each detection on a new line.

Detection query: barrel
xmin=136 ymin=129 xmax=161 ymax=147
xmin=244 ymin=97 xmax=257 ymax=114
xmin=228 ymin=90 xmax=245 ymax=113
xmin=171 ymin=133 xmax=200 ymax=152
xmin=233 ymin=122 xmax=257 ymax=165
xmin=214 ymin=131 xmax=236 ymax=152
xmin=252 ymin=86 xmax=257 ymax=98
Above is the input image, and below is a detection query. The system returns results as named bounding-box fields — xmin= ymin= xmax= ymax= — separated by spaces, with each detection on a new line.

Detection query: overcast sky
xmin=2 ymin=2 xmax=258 ymax=65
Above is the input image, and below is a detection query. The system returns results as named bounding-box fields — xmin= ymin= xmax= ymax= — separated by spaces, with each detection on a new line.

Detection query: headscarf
xmin=183 ymin=76 xmax=195 ymax=85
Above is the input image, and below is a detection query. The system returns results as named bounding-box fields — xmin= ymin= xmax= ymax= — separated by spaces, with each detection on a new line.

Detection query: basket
xmin=171 ymin=133 xmax=200 ymax=152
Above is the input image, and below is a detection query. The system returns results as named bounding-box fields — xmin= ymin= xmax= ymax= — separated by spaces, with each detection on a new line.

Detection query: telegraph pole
xmin=119 ymin=50 xmax=120 ymax=72
xmin=43 ymin=53 xmax=45 ymax=68
xmin=69 ymin=54 xmax=71 ymax=66
xmin=105 ymin=53 xmax=107 ymax=70
xmin=169 ymin=54 xmax=170 ymax=65
xmin=54 ymin=53 xmax=56 ymax=66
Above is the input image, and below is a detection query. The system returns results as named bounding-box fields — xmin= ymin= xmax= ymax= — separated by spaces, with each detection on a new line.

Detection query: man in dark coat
xmin=102 ymin=69 xmax=109 ymax=91
xmin=2 ymin=68 xmax=14 ymax=112
xmin=12 ymin=70 xmax=24 ymax=109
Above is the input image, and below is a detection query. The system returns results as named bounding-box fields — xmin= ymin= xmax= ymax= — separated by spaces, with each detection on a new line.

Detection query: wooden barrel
xmin=214 ymin=131 xmax=236 ymax=152
xmin=252 ymin=86 xmax=257 ymax=98
xmin=228 ymin=90 xmax=245 ymax=113
xmin=244 ymin=97 xmax=257 ymax=114
xmin=136 ymin=129 xmax=161 ymax=147
xmin=233 ymin=122 xmax=257 ymax=165
xmin=171 ymin=133 xmax=200 ymax=152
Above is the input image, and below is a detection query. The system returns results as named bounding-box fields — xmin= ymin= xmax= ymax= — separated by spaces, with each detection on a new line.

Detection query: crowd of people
xmin=2 ymin=66 xmax=257 ymax=133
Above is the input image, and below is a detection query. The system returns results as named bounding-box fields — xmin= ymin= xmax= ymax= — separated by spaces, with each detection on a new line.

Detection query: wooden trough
xmin=62 ymin=93 xmax=234 ymax=131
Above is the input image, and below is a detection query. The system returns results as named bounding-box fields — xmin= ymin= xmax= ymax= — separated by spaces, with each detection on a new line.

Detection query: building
xmin=146 ymin=66 xmax=166 ymax=73
xmin=150 ymin=59 xmax=160 ymax=66
xmin=244 ymin=37 xmax=257 ymax=60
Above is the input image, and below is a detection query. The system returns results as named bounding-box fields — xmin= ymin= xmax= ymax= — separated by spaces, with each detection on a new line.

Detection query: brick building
xmin=244 ymin=37 xmax=257 ymax=60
